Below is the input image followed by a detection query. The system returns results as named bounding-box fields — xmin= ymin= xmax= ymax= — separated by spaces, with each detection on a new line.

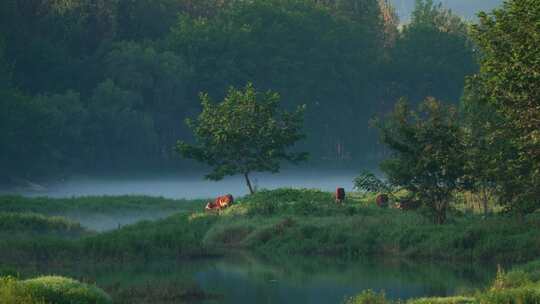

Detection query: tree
xmin=374 ymin=98 xmax=466 ymax=224
xmin=167 ymin=0 xmax=384 ymax=163
xmin=176 ymin=83 xmax=308 ymax=194
xmin=464 ymin=0 xmax=540 ymax=215
xmin=388 ymin=0 xmax=477 ymax=105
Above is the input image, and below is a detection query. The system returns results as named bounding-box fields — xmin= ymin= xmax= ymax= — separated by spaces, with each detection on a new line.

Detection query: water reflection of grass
xmin=206 ymin=253 xmax=494 ymax=300
xmin=2 ymin=253 xmax=494 ymax=303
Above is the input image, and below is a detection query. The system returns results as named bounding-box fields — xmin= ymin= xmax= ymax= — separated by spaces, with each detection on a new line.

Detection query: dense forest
xmin=0 ymin=0 xmax=476 ymax=181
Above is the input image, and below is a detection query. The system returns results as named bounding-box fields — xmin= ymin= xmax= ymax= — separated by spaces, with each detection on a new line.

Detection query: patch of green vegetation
xmin=0 ymin=276 xmax=111 ymax=304
xmin=344 ymin=258 xmax=540 ymax=304
xmin=0 ymin=195 xmax=203 ymax=215
xmin=195 ymin=189 xmax=540 ymax=262
xmin=80 ymin=212 xmax=219 ymax=261
xmin=0 ymin=276 xmax=44 ymax=304
xmin=0 ymin=213 xmax=87 ymax=237
xmin=345 ymin=290 xmax=388 ymax=304
xmin=3 ymin=189 xmax=540 ymax=264
xmin=408 ymin=297 xmax=475 ymax=304
xmin=23 ymin=276 xmax=112 ymax=304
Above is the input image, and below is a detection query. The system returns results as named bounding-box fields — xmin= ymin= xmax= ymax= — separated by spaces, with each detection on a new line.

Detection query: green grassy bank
xmin=0 ymin=275 xmax=111 ymax=304
xmin=1 ymin=189 xmax=539 ymax=264
xmin=0 ymin=195 xmax=203 ymax=215
xmin=346 ymin=259 xmax=540 ymax=304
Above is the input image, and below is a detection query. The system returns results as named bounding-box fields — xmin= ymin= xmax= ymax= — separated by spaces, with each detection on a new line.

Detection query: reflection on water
xmin=195 ymin=254 xmax=492 ymax=303
xmin=7 ymin=170 xmax=359 ymax=199
xmin=21 ymin=253 xmax=495 ymax=304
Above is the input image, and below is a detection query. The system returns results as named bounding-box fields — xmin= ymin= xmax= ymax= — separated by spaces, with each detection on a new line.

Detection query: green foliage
xmin=22 ymin=276 xmax=112 ymax=304
xmin=0 ymin=195 xmax=191 ymax=215
xmin=353 ymin=171 xmax=395 ymax=194
xmin=464 ymin=0 xmax=540 ymax=216
xmin=345 ymin=258 xmax=540 ymax=304
xmin=177 ymin=83 xmax=308 ymax=193
xmin=408 ymin=296 xmax=475 ymax=304
xmin=374 ymin=98 xmax=466 ymax=224
xmin=0 ymin=276 xmax=44 ymax=304
xmin=1 ymin=275 xmax=112 ymax=304
xmin=0 ymin=0 xmax=476 ymax=179
xmin=81 ymin=213 xmax=218 ymax=260
xmin=479 ymin=284 xmax=540 ymax=304
xmin=168 ymin=0 xmax=386 ymax=162
xmin=2 ymin=191 xmax=540 ymax=265
xmin=388 ymin=0 xmax=477 ymax=105
xmin=0 ymin=213 xmax=86 ymax=237
xmin=345 ymin=290 xmax=388 ymax=304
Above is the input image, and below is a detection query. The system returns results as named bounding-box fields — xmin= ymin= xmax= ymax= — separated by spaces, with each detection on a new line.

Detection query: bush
xmin=478 ymin=284 xmax=540 ymax=304
xmin=22 ymin=276 xmax=112 ymax=304
xmin=344 ymin=290 xmax=388 ymax=304
xmin=0 ymin=276 xmax=43 ymax=304
xmin=408 ymin=297 xmax=476 ymax=304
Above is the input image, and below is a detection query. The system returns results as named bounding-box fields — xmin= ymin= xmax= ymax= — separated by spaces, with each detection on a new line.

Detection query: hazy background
xmin=0 ymin=0 xmax=499 ymax=195
xmin=391 ymin=0 xmax=504 ymax=22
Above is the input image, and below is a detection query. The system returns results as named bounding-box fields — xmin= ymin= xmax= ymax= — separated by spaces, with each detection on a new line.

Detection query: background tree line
xmin=0 ymin=0 xmax=475 ymax=182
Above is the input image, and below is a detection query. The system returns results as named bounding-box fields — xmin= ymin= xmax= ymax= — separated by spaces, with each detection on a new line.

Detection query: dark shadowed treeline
xmin=0 ymin=0 xmax=475 ymax=181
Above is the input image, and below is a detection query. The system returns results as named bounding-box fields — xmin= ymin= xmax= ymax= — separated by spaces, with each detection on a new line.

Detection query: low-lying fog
xmin=8 ymin=170 xmax=360 ymax=199
xmin=2 ymin=170 xmax=361 ymax=231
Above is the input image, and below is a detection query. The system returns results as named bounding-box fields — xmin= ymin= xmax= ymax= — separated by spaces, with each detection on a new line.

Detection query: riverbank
xmin=346 ymin=259 xmax=540 ymax=304
xmin=1 ymin=189 xmax=539 ymax=264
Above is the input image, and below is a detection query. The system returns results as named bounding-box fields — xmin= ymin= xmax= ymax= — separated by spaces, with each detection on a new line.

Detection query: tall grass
xmin=0 ymin=213 xmax=87 ymax=236
xmin=343 ymin=259 xmax=540 ymax=304
xmin=0 ymin=195 xmax=203 ymax=215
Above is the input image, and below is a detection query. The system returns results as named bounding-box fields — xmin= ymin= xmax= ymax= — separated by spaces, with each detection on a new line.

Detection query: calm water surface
xmin=27 ymin=254 xmax=495 ymax=304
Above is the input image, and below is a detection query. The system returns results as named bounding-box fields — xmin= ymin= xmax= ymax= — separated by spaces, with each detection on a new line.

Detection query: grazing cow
xmin=376 ymin=194 xmax=389 ymax=208
xmin=395 ymin=199 xmax=420 ymax=210
xmin=335 ymin=188 xmax=346 ymax=204
xmin=205 ymin=194 xmax=234 ymax=211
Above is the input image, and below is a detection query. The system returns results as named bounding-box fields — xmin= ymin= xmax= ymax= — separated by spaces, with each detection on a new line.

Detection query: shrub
xmin=345 ymin=290 xmax=389 ymax=304
xmin=408 ymin=296 xmax=476 ymax=304
xmin=0 ymin=276 xmax=43 ymax=304
xmin=492 ymin=266 xmax=532 ymax=290
xmin=478 ymin=284 xmax=540 ymax=304
xmin=22 ymin=276 xmax=112 ymax=304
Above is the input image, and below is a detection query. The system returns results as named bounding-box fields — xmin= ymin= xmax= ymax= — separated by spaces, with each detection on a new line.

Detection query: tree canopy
xmin=176 ymin=84 xmax=308 ymax=193
xmin=0 ymin=0 xmax=477 ymax=181
xmin=463 ymin=0 xmax=540 ymax=215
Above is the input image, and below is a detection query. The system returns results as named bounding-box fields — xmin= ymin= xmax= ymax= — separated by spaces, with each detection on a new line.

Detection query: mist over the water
xmin=10 ymin=170 xmax=361 ymax=199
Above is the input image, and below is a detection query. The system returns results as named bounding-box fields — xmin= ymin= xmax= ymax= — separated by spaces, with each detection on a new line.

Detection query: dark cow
xmin=205 ymin=194 xmax=234 ymax=211
xmin=376 ymin=194 xmax=389 ymax=208
xmin=395 ymin=199 xmax=421 ymax=210
xmin=335 ymin=188 xmax=346 ymax=204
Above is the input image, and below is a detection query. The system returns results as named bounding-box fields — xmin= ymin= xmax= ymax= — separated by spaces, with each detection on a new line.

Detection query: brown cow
xmin=205 ymin=194 xmax=234 ymax=211
xmin=376 ymin=194 xmax=389 ymax=208
xmin=335 ymin=188 xmax=346 ymax=204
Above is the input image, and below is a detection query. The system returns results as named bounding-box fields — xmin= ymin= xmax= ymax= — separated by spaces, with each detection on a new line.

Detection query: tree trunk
xmin=481 ymin=187 xmax=489 ymax=217
xmin=434 ymin=200 xmax=448 ymax=225
xmin=244 ymin=172 xmax=254 ymax=194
